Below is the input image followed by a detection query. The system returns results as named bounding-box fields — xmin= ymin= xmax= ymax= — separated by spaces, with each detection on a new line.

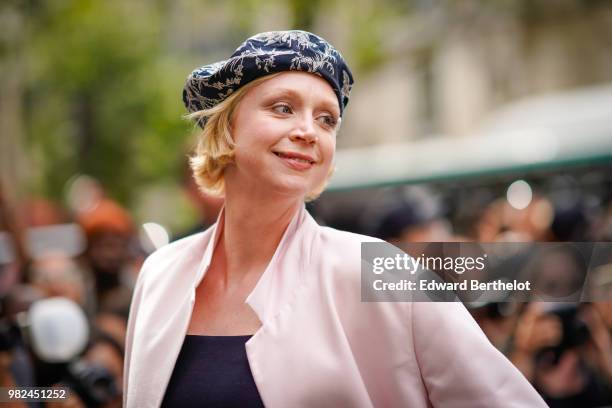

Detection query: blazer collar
xmin=193 ymin=203 xmax=318 ymax=324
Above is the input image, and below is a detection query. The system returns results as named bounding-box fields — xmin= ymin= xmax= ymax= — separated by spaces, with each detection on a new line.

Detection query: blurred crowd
xmin=312 ymin=168 xmax=612 ymax=408
xmin=1 ymin=191 xmax=140 ymax=407
xmin=1 ymin=167 xmax=612 ymax=407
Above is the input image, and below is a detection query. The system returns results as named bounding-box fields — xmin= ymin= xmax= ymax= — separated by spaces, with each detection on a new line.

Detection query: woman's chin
xmin=270 ymin=185 xmax=310 ymax=200
xmin=265 ymin=178 xmax=317 ymax=200
xmin=229 ymin=168 xmax=324 ymax=200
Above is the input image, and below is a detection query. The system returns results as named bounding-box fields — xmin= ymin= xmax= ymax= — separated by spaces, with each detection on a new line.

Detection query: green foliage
xmin=287 ymin=0 xmax=322 ymax=29
xmin=22 ymin=0 xmax=188 ymax=204
xmin=346 ymin=1 xmax=407 ymax=73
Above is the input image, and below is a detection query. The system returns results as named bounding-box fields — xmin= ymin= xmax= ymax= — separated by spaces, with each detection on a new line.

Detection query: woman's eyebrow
xmin=262 ymin=88 xmax=300 ymax=100
xmin=263 ymin=88 xmax=339 ymax=115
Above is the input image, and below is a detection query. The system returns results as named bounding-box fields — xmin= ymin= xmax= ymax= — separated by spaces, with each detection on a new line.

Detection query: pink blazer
xmin=124 ymin=205 xmax=547 ymax=407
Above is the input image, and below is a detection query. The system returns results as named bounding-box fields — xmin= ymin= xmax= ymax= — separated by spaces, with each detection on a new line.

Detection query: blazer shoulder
xmin=138 ymin=229 xmax=211 ymax=285
xmin=315 ymin=226 xmax=383 ymax=277
xmin=318 ymin=225 xmax=382 ymax=249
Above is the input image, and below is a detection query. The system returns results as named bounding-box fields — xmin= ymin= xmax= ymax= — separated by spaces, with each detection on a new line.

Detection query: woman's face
xmin=227 ymin=71 xmax=339 ymax=199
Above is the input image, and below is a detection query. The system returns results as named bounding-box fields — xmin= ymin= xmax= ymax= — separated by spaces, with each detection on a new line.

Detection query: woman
xmin=124 ymin=30 xmax=546 ymax=407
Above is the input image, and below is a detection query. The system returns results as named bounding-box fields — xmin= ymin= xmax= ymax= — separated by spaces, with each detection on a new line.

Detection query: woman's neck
xmin=219 ymin=188 xmax=302 ymax=283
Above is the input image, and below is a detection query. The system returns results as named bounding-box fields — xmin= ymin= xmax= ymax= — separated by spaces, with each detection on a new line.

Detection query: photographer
xmin=511 ymin=302 xmax=612 ymax=407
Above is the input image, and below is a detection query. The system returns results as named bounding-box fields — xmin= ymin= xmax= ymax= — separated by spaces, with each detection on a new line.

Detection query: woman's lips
xmin=273 ymin=151 xmax=315 ymax=171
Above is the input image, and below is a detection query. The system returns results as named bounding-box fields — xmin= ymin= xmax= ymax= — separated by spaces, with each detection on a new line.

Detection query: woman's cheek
xmin=256 ymin=117 xmax=286 ymax=140
xmin=318 ymin=152 xmax=334 ymax=181
xmin=323 ymin=138 xmax=335 ymax=166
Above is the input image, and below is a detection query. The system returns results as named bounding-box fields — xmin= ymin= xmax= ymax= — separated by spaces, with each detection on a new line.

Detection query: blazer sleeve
xmin=411 ymin=301 xmax=547 ymax=407
xmin=122 ymin=261 xmax=147 ymax=407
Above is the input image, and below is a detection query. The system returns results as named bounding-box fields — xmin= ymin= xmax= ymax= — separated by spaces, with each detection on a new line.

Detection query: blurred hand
xmin=514 ymin=303 xmax=562 ymax=354
xmin=536 ymin=350 xmax=585 ymax=398
xmin=580 ymin=304 xmax=612 ymax=381
xmin=510 ymin=302 xmax=562 ymax=382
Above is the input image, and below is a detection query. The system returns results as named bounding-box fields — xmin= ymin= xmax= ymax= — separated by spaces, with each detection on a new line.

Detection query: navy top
xmin=161 ymin=335 xmax=264 ymax=408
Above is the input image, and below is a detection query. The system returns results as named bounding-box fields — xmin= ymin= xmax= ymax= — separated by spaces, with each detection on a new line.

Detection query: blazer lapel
xmin=245 ymin=205 xmax=320 ymax=406
xmin=245 ymin=204 xmax=316 ymax=322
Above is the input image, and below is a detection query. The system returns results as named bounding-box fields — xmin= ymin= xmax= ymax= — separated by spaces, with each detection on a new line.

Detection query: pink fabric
xmin=124 ymin=205 xmax=547 ymax=407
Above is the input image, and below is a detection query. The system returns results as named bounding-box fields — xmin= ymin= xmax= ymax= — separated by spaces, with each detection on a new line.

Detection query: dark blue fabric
xmin=161 ymin=335 xmax=264 ymax=408
xmin=183 ymin=30 xmax=354 ymax=127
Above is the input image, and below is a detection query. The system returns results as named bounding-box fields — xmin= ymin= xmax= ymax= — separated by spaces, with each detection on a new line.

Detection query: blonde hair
xmin=186 ymin=73 xmax=335 ymax=201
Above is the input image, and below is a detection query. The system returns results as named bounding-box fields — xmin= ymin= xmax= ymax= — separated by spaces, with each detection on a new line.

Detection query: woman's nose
xmin=289 ymin=117 xmax=318 ymax=144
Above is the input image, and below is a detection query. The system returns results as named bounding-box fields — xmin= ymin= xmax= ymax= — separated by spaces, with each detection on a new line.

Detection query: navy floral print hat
xmin=183 ymin=30 xmax=354 ymax=127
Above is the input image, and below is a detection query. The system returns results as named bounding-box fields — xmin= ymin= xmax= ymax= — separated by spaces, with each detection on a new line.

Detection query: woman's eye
xmin=318 ymin=115 xmax=338 ymax=128
xmin=273 ymin=104 xmax=292 ymax=114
